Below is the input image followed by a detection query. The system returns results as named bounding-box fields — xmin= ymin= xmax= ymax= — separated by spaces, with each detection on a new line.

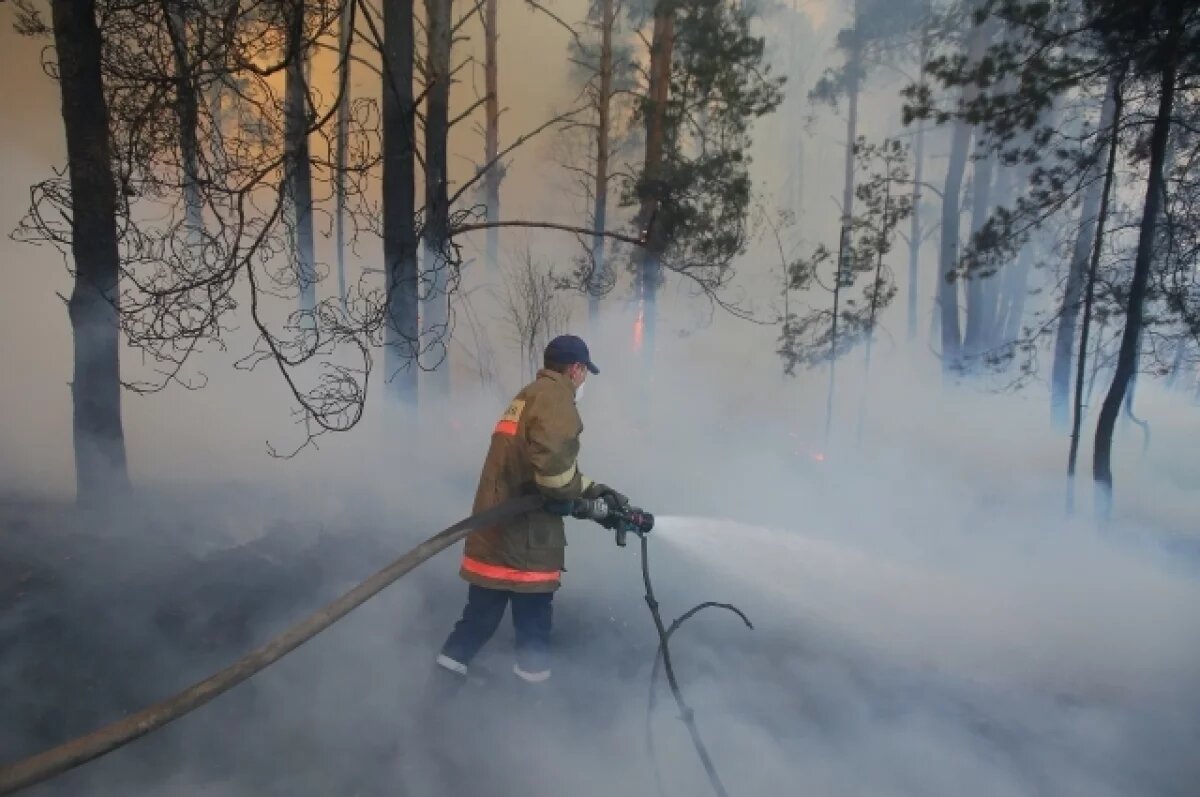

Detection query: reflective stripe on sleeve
xmin=461 ymin=556 xmax=560 ymax=584
xmin=580 ymin=475 xmax=594 ymax=493
xmin=494 ymin=419 xmax=518 ymax=436
xmin=534 ymin=462 xmax=578 ymax=489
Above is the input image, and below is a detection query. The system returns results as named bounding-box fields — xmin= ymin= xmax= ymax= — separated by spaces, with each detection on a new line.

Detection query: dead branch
xmin=451 ymin=219 xmax=645 ymax=246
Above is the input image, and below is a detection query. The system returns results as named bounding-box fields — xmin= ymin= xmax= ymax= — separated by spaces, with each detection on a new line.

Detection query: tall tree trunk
xmin=839 ymin=11 xmax=860 ymax=236
xmin=999 ymin=241 xmax=1032 ymax=346
xmin=284 ymin=0 xmax=317 ymax=317
xmin=164 ymin=4 xmax=203 ymax=248
xmin=825 ymin=4 xmax=860 ymax=445
xmin=786 ymin=0 xmax=805 ymax=229
xmin=1052 ymin=74 xmax=1120 ymax=428
xmin=1067 ymin=67 xmax=1122 ymax=516
xmin=963 ymin=139 xmax=994 ymax=360
xmin=1124 ymin=130 xmax=1177 ymax=422
xmin=937 ymin=21 xmax=990 ymax=374
xmin=1086 ymin=315 xmax=1106 ymax=407
xmin=483 ymin=0 xmax=500 ymax=275
xmin=1121 ymin=328 xmax=1146 ymax=434
xmin=1093 ymin=27 xmax=1180 ymax=518
xmin=825 ymin=224 xmax=849 ymax=450
xmin=383 ymin=0 xmax=419 ymax=408
xmin=334 ymin=0 xmax=355 ymax=312
xmin=981 ymin=157 xmax=1014 ymax=348
xmin=589 ymin=0 xmax=616 ymax=326
xmin=858 ymin=176 xmax=890 ymax=445
xmin=938 ymin=119 xmax=971 ymax=372
xmin=421 ymin=0 xmax=453 ymax=398
xmin=906 ymin=10 xmax=929 ymax=343
xmin=51 ymin=0 xmax=130 ymax=502
xmin=635 ymin=4 xmax=674 ymax=365
xmin=208 ymin=80 xmax=229 ymax=175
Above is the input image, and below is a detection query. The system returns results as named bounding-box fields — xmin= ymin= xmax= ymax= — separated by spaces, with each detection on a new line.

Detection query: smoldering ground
xmin=2 ymin=315 xmax=1198 ymax=797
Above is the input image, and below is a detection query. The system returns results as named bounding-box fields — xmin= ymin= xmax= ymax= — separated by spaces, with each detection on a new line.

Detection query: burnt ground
xmin=2 ymin=494 xmax=1198 ymax=797
xmin=0 ymin=493 xmax=410 ymax=794
xmin=0 ymin=492 xmax=664 ymax=796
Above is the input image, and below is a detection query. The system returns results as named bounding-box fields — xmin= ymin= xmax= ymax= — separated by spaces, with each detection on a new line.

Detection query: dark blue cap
xmin=545 ymin=334 xmax=599 ymax=374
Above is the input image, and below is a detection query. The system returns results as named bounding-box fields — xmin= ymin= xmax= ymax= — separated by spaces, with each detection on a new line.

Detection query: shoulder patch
xmin=502 ymin=399 xmax=526 ymax=423
xmin=494 ymin=399 xmax=525 ymax=436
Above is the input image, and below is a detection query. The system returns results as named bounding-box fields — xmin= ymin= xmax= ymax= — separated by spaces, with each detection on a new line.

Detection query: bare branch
xmin=451 ymin=219 xmax=645 ymax=246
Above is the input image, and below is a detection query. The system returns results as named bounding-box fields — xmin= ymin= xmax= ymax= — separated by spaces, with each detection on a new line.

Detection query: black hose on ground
xmin=638 ymin=532 xmax=753 ymax=797
xmin=0 ymin=495 xmax=544 ymax=796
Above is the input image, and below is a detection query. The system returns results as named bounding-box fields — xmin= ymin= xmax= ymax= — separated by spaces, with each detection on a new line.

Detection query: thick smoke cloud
xmin=2 ymin=2 xmax=1198 ymax=795
xmin=4 ymin=304 xmax=1198 ymax=796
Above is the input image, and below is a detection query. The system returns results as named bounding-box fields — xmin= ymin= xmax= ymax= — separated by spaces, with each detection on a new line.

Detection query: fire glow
xmin=632 ymin=303 xmax=645 ymax=353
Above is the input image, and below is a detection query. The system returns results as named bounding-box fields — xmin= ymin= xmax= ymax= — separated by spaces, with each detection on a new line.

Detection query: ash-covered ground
xmin=3 ymin=467 xmax=1197 ymax=797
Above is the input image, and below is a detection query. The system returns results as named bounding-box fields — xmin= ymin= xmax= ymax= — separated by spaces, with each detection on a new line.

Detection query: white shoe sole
xmin=513 ymin=664 xmax=551 ymax=683
xmin=436 ymin=653 xmax=468 ymax=676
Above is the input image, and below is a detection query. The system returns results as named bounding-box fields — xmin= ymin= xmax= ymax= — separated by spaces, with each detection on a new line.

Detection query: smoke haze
xmin=1 ymin=1 xmax=1198 ymax=796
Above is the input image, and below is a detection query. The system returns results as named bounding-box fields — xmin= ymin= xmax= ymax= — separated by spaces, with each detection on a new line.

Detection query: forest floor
xmin=1 ymin=490 xmax=1197 ymax=797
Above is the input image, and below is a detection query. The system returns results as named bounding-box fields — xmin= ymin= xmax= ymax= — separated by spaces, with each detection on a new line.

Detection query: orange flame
xmin=632 ymin=302 xmax=645 ymax=353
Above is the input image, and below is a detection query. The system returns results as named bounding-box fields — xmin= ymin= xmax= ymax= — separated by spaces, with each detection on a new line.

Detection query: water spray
xmin=548 ymin=499 xmax=753 ymax=797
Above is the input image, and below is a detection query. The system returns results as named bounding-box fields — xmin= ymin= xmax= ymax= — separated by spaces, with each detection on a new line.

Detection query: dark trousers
xmin=441 ymin=584 xmax=553 ymax=674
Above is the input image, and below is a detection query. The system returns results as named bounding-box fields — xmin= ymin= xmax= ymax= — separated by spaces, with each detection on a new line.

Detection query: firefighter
xmin=435 ymin=334 xmax=629 ymax=685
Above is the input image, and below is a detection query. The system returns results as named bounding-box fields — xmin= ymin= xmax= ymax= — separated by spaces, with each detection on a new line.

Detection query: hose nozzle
xmin=544 ymin=498 xmax=654 ymax=546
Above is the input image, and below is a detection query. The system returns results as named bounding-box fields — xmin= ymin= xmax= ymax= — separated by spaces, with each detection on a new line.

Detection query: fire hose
xmin=0 ymin=495 xmax=542 ymax=795
xmin=0 ymin=495 xmax=750 ymax=797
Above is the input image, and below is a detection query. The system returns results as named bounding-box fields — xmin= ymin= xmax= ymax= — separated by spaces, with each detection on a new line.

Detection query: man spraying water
xmin=434 ymin=335 xmax=635 ymax=685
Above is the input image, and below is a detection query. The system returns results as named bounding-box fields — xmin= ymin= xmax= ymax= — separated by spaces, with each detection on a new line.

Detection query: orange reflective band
xmin=494 ymin=419 xmax=518 ymax=436
xmin=461 ymin=556 xmax=560 ymax=584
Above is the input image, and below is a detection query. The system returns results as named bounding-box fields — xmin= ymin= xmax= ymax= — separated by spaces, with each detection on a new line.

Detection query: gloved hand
xmin=585 ymin=482 xmax=629 ymax=510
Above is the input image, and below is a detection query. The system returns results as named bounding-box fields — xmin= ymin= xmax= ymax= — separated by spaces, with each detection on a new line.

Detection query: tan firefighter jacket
xmin=460 ymin=369 xmax=595 ymax=593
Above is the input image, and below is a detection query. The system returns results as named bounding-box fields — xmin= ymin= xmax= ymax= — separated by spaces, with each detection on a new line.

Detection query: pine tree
xmin=627 ymin=0 xmax=784 ymax=363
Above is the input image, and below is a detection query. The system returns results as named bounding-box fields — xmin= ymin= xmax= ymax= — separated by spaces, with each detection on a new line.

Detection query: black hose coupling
xmin=543 ymin=498 xmax=655 ymax=547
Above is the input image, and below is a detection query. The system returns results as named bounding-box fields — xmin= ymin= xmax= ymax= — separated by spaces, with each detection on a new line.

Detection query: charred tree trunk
xmin=51 ymin=0 xmax=131 ymax=502
xmin=589 ymin=0 xmax=616 ymax=326
xmin=483 ymin=0 xmax=500 ymax=275
xmin=284 ymin=0 xmax=317 ymax=317
xmin=334 ymin=0 xmax=355 ymax=312
xmin=382 ymin=0 xmax=419 ymax=408
xmin=1067 ymin=67 xmax=1122 ymax=516
xmin=635 ymin=5 xmax=675 ymax=365
xmin=1124 ymin=132 xmax=1177 ymax=424
xmin=1093 ymin=26 xmax=1180 ymax=518
xmin=421 ymin=0 xmax=453 ymax=398
xmin=937 ymin=21 xmax=989 ymax=375
xmin=1052 ymin=74 xmax=1120 ymax=428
